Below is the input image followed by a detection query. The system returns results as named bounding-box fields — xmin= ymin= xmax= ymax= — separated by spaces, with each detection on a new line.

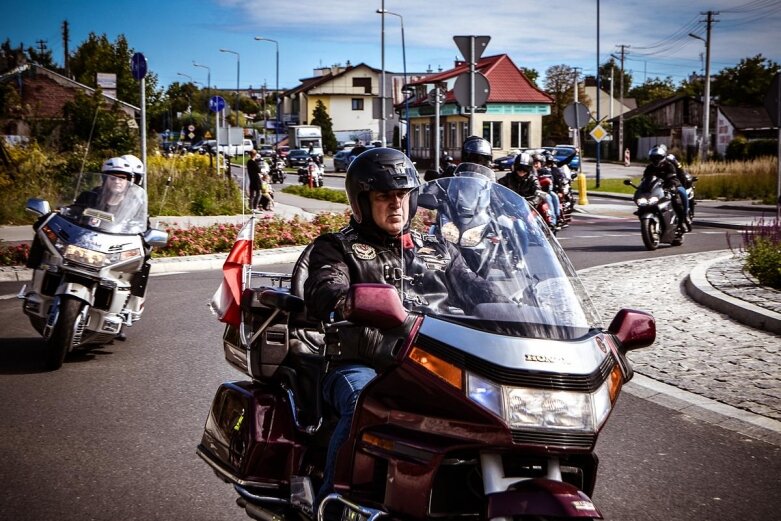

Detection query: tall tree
xmin=311 ymin=100 xmax=337 ymax=154
xmin=628 ymin=76 xmax=677 ymax=106
xmin=0 ymin=39 xmax=27 ymax=73
xmin=68 ymin=32 xmax=160 ymax=107
xmin=711 ymin=54 xmax=780 ymax=106
xmin=543 ymin=64 xmax=590 ymax=143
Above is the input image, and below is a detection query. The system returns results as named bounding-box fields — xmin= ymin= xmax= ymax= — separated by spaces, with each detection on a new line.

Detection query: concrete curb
xmin=684 ymin=255 xmax=781 ymax=335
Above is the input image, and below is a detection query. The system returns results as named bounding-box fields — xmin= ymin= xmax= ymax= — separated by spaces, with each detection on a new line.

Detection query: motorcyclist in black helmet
xmin=498 ymin=152 xmax=543 ymax=207
xmin=461 ymin=135 xmax=493 ymax=167
xmin=305 ymin=147 xmax=503 ymax=508
xmin=644 ymin=144 xmax=688 ymax=231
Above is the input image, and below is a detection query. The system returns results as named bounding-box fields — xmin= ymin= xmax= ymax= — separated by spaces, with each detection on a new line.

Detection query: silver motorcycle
xmin=19 ymin=172 xmax=168 ymax=370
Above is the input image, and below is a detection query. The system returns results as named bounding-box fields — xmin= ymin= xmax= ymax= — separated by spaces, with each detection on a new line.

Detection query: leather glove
xmin=325 ymin=315 xmax=418 ymax=371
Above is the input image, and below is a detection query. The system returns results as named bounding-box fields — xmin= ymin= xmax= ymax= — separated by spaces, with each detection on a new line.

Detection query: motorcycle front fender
xmin=487 ymin=478 xmax=602 ymax=519
xmin=55 ymin=282 xmax=94 ymax=306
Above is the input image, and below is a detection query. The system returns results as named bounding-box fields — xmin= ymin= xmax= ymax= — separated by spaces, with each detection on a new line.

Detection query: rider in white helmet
xmin=120 ymin=154 xmax=145 ymax=186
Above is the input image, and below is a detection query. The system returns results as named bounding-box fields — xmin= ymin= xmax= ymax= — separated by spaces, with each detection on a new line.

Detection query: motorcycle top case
xmin=197 ymin=380 xmax=301 ymax=488
xmin=222 ymin=287 xmax=290 ymax=381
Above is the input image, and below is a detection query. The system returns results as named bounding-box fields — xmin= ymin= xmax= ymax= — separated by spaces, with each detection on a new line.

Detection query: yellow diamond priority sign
xmin=589 ymin=124 xmax=608 ymax=142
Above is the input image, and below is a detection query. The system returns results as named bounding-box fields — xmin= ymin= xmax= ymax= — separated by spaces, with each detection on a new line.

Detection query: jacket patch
xmin=352 ymin=243 xmax=377 ymax=260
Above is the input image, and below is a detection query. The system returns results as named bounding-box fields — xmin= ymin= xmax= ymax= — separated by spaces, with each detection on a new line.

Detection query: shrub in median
xmin=742 ymin=218 xmax=781 ymax=290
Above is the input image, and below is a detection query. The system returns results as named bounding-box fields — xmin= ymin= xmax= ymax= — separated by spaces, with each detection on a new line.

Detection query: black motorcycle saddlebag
xmin=197 ymin=380 xmax=301 ymax=488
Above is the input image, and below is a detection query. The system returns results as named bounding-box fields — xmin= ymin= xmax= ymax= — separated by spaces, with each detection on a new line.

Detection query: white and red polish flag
xmin=209 ymin=218 xmax=255 ymax=326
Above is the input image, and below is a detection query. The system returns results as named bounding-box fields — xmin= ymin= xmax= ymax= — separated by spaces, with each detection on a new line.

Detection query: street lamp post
xmin=219 ymin=48 xmax=241 ymax=125
xmin=377 ymin=9 xmax=408 ymax=156
xmin=176 ymin=72 xmax=194 ymax=114
xmin=379 ymin=1 xmax=386 ymax=146
xmin=255 ymin=37 xmax=280 ymax=147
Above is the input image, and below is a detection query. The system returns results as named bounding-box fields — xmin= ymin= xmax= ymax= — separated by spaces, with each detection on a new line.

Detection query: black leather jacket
xmin=643 ymin=160 xmax=685 ymax=188
xmin=498 ymin=171 xmax=543 ymax=206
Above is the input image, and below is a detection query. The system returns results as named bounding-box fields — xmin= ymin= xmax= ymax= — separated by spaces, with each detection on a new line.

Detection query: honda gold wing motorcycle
xmin=198 ymin=176 xmax=655 ymax=521
xmin=624 ymin=176 xmax=686 ymax=251
xmin=19 ymin=172 xmax=168 ymax=370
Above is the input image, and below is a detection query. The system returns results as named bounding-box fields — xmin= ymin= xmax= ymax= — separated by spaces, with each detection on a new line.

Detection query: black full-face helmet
xmin=461 ymin=135 xmax=493 ymax=166
xmin=648 ymin=144 xmax=667 ymax=166
xmin=345 ymin=147 xmax=420 ymax=230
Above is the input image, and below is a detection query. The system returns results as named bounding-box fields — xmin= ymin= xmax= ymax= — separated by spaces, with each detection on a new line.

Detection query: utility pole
xmin=35 ymin=39 xmax=47 ymax=58
xmin=615 ymin=45 xmax=629 ymax=162
xmin=62 ymin=20 xmax=70 ymax=77
xmin=379 ymin=0 xmax=386 ymax=146
xmin=701 ymin=10 xmax=718 ymax=161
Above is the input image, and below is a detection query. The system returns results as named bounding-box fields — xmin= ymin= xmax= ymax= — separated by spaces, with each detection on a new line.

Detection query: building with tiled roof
xmin=402 ymin=54 xmax=553 ymax=162
xmin=715 ymin=105 xmax=776 ymax=157
xmin=0 ymin=63 xmax=139 ymax=140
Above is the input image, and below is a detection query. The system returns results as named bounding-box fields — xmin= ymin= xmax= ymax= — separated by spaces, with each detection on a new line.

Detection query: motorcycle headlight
xmin=467 ymin=370 xmax=619 ymax=434
xmin=636 ymin=197 xmax=648 ymax=206
xmin=441 ymin=222 xmax=460 ymax=244
xmin=63 ymin=244 xmax=107 ymax=267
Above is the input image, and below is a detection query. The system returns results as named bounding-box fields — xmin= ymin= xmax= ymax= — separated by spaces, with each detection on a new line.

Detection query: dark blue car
xmin=547 ymin=145 xmax=581 ymax=171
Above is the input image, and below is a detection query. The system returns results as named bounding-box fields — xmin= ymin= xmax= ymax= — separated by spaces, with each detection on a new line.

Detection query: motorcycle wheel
xmin=44 ymin=296 xmax=86 ymax=370
xmin=640 ymin=219 xmax=660 ymax=251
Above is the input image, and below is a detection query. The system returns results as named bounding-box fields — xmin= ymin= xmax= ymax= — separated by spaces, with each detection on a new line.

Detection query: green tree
xmin=0 ymin=39 xmax=27 ymax=73
xmin=69 ymin=32 xmax=161 ymax=108
xmin=628 ymin=76 xmax=677 ymax=106
xmin=311 ymin=100 xmax=338 ymax=154
xmin=712 ymin=54 xmax=780 ymax=106
xmin=676 ymin=73 xmax=704 ymax=99
xmin=61 ymin=89 xmax=138 ymax=155
xmin=521 ymin=67 xmax=539 ymax=87
xmin=543 ymin=64 xmax=590 ymax=143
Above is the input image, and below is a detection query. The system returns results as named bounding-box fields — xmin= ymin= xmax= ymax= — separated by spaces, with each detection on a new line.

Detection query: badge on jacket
xmin=352 ymin=243 xmax=376 ymax=260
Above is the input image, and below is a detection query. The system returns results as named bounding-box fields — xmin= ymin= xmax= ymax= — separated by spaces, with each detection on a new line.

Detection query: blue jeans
xmin=543 ymin=192 xmax=558 ymax=226
xmin=677 ymin=186 xmax=689 ymax=217
xmin=317 ymin=364 xmax=376 ymax=504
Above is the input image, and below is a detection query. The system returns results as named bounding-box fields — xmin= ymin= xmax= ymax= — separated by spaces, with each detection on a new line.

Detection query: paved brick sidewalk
xmin=579 ymin=250 xmax=781 ymax=427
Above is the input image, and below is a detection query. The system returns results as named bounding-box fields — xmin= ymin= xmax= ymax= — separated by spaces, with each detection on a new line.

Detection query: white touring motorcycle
xmin=19 ymin=172 xmax=168 ymax=370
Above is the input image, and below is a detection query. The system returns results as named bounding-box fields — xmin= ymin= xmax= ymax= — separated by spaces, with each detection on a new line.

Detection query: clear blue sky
xmin=5 ymin=0 xmax=781 ymax=93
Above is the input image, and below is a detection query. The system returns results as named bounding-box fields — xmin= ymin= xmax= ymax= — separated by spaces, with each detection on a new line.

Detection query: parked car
xmin=493 ymin=149 xmax=521 ymax=171
xmin=547 ymin=145 xmax=581 ymax=171
xmin=333 ymin=150 xmax=352 ymax=172
xmin=286 ymin=149 xmax=311 ymax=168
xmin=258 ymin=145 xmax=274 ymax=158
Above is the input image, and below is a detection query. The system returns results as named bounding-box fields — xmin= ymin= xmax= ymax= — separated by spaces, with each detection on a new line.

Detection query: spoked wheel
xmin=43 ymin=296 xmax=87 ymax=370
xmin=640 ymin=218 xmax=660 ymax=251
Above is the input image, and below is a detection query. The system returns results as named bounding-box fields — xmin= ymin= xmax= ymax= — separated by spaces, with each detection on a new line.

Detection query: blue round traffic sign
xmin=131 ymin=52 xmax=147 ymax=80
xmin=209 ymin=96 xmax=226 ymax=112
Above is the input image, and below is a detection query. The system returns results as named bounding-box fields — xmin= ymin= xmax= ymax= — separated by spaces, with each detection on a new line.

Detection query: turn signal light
xmin=409 ymin=347 xmax=463 ymax=390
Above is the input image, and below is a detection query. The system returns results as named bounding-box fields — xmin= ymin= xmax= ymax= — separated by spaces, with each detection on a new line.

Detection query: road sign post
xmin=453 ymin=36 xmax=490 ymax=135
xmin=210 ymin=96 xmax=226 ymax=177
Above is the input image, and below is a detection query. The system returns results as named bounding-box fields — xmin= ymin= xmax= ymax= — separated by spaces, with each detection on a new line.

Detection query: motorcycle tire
xmin=44 ymin=296 xmax=86 ymax=371
xmin=640 ymin=219 xmax=660 ymax=251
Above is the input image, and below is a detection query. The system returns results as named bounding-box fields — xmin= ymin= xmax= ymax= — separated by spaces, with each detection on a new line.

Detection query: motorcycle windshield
xmin=58 ymin=172 xmax=148 ymax=235
xmin=405 ymin=177 xmax=601 ymax=340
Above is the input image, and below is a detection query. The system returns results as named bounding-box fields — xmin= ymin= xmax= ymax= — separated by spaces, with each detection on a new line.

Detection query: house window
xmin=448 ymin=123 xmax=457 ymax=148
xmin=482 ymin=121 xmax=502 ymax=149
xmin=511 ymin=121 xmax=530 ymax=149
xmin=461 ymin=122 xmax=469 ymax=141
xmin=352 ymin=98 xmax=364 ymax=111
xmin=353 ymin=77 xmax=372 ymax=93
xmin=413 ymin=124 xmax=421 ymax=147
xmin=424 ymin=124 xmax=431 ymax=148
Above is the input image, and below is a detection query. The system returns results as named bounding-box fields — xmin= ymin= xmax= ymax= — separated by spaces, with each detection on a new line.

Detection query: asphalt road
xmin=1 ymin=208 xmax=779 ymax=520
